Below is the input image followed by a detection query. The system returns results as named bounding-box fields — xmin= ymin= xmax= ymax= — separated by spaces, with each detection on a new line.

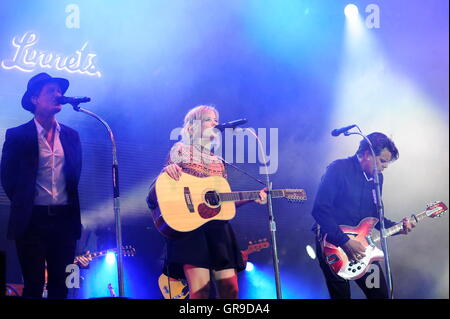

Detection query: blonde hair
xmin=180 ymin=105 xmax=219 ymax=144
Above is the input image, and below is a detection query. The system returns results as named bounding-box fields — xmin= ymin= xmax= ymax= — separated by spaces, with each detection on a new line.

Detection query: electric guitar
xmin=240 ymin=238 xmax=270 ymax=263
xmin=42 ymin=245 xmax=136 ymax=297
xmin=321 ymin=201 xmax=447 ymax=280
xmin=149 ymin=172 xmax=306 ymax=238
xmin=158 ymin=239 xmax=271 ymax=299
xmin=73 ymin=245 xmax=136 ymax=265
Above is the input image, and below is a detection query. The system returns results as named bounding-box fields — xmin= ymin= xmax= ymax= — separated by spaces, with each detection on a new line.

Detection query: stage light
xmin=306 ymin=245 xmax=316 ymax=260
xmin=106 ymin=252 xmax=116 ymax=264
xmin=344 ymin=4 xmax=359 ymax=19
xmin=245 ymin=262 xmax=255 ymax=272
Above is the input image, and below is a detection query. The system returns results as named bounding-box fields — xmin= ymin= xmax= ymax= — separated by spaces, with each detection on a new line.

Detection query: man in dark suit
xmin=311 ymin=132 xmax=415 ymax=299
xmin=1 ymin=72 xmax=82 ymax=298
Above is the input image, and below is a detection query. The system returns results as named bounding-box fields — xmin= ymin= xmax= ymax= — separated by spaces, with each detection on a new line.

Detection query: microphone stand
xmin=343 ymin=126 xmax=394 ymax=299
xmin=216 ymin=128 xmax=283 ymax=299
xmin=70 ymin=102 xmax=125 ymax=298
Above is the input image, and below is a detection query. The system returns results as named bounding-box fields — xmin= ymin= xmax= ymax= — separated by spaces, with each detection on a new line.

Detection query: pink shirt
xmin=34 ymin=118 xmax=68 ymax=205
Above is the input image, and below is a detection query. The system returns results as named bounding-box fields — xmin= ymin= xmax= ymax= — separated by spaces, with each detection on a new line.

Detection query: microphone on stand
xmin=57 ymin=96 xmax=91 ymax=105
xmin=331 ymin=124 xmax=357 ymax=137
xmin=215 ymin=119 xmax=248 ymax=131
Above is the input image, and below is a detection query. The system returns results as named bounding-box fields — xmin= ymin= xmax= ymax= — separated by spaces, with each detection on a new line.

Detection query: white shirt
xmin=34 ymin=118 xmax=68 ymax=205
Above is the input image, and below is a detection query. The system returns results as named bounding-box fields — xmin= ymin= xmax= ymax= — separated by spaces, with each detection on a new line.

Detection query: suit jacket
xmin=1 ymin=119 xmax=82 ymax=240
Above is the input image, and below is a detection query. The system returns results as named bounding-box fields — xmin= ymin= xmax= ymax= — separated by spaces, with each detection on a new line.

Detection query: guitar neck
xmin=81 ymin=248 xmax=117 ymax=260
xmin=372 ymin=210 xmax=428 ymax=243
xmin=219 ymin=190 xmax=286 ymax=202
xmin=243 ymin=246 xmax=258 ymax=256
xmin=242 ymin=242 xmax=269 ymax=256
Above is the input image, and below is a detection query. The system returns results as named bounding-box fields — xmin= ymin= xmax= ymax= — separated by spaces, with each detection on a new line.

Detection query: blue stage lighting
xmin=106 ymin=252 xmax=116 ymax=264
xmin=245 ymin=262 xmax=255 ymax=272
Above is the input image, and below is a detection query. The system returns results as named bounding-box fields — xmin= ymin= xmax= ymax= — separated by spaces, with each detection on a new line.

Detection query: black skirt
xmin=163 ymin=220 xmax=245 ymax=279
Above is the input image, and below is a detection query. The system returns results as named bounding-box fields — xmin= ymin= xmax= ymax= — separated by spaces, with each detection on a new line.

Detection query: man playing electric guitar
xmin=311 ymin=132 xmax=415 ymax=299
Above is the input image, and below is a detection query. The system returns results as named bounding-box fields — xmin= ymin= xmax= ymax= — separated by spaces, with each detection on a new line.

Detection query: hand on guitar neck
xmin=237 ymin=187 xmax=268 ymax=207
xmin=252 ymin=187 xmax=268 ymax=205
xmin=398 ymin=216 xmax=416 ymax=235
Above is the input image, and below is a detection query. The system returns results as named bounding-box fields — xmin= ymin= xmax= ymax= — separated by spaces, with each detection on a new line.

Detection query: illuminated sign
xmin=1 ymin=31 xmax=101 ymax=77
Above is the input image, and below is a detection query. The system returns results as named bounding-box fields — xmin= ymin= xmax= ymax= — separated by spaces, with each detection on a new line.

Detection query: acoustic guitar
xmin=149 ymin=172 xmax=306 ymax=238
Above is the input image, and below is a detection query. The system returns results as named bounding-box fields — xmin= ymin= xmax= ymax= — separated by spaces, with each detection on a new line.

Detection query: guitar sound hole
xmin=205 ymin=191 xmax=220 ymax=206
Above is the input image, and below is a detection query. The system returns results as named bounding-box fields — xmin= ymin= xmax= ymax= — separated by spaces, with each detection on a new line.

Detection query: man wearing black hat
xmin=1 ymin=73 xmax=82 ymax=298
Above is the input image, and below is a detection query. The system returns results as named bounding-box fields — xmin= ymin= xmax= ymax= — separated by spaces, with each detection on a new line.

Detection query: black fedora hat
xmin=21 ymin=72 xmax=69 ymax=112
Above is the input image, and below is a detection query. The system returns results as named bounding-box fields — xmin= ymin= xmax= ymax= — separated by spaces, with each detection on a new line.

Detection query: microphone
xmin=331 ymin=124 xmax=357 ymax=137
xmin=57 ymin=96 xmax=91 ymax=105
xmin=215 ymin=119 xmax=248 ymax=131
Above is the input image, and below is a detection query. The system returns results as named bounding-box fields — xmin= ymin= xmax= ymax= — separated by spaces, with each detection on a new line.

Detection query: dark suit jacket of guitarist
xmin=1 ymin=119 xmax=82 ymax=240
xmin=311 ymin=155 xmax=396 ymax=247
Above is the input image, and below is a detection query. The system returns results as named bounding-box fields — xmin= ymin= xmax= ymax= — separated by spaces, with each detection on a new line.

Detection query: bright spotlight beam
xmin=106 ymin=252 xmax=116 ymax=264
xmin=344 ymin=4 xmax=359 ymax=19
xmin=344 ymin=3 xmax=364 ymax=38
xmin=306 ymin=245 xmax=316 ymax=260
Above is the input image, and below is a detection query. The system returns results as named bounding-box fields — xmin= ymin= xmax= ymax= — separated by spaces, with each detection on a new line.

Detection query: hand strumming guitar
xmin=164 ymin=164 xmax=183 ymax=181
xmin=342 ymin=239 xmax=366 ymax=262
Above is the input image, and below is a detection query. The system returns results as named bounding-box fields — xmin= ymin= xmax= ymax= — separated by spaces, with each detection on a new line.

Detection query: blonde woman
xmin=161 ymin=105 xmax=266 ymax=299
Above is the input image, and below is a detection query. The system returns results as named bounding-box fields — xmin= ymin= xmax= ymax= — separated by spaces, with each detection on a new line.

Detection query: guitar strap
xmin=315 ymin=223 xmax=324 ymax=242
xmin=146 ymin=178 xmax=159 ymax=210
xmin=314 ymin=223 xmax=326 ymax=258
xmin=166 ymin=268 xmax=172 ymax=299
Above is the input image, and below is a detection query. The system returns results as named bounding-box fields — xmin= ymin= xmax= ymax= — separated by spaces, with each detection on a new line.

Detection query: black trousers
xmin=316 ymin=240 xmax=389 ymax=299
xmin=15 ymin=206 xmax=77 ymax=299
